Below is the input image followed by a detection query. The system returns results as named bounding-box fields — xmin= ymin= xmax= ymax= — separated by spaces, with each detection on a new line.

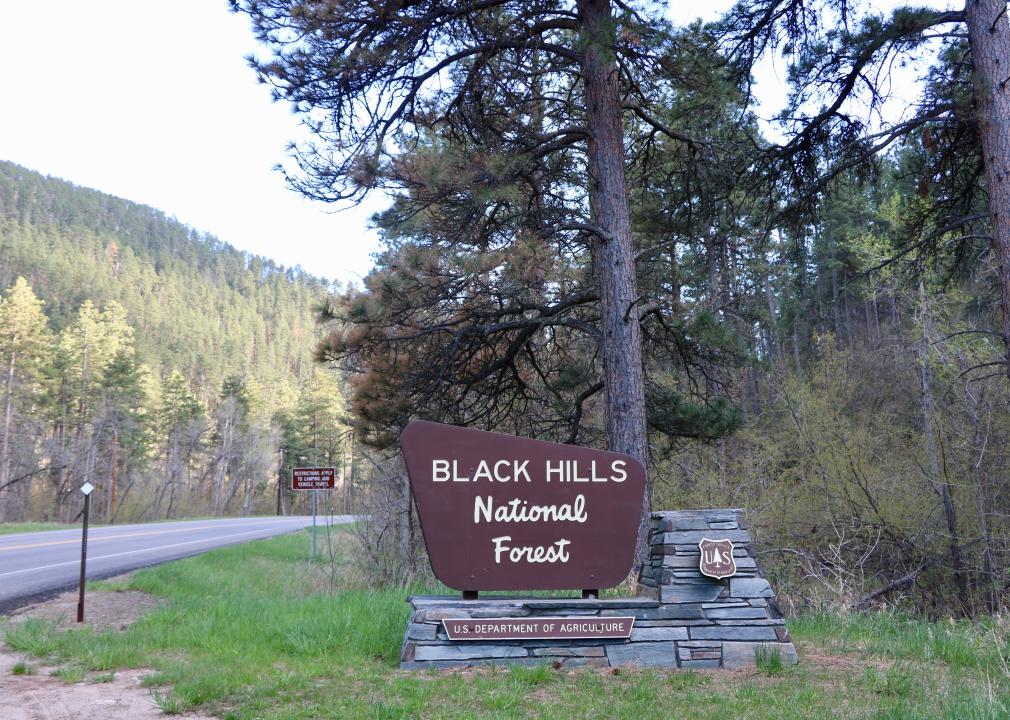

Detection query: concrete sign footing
xmin=399 ymin=509 xmax=798 ymax=670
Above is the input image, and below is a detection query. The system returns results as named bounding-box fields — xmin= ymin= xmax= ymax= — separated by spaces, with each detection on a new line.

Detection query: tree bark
xmin=212 ymin=408 xmax=236 ymax=515
xmin=764 ymin=276 xmax=782 ymax=364
xmin=964 ymin=0 xmax=1010 ymax=379
xmin=399 ymin=469 xmax=411 ymax=577
xmin=792 ymin=326 xmax=803 ymax=376
xmin=829 ymin=224 xmax=842 ymax=349
xmin=107 ymin=429 xmax=118 ymax=523
xmin=577 ymin=0 xmax=651 ymax=558
xmin=842 ymin=272 xmax=854 ymax=351
xmin=0 ymin=334 xmax=17 ymax=522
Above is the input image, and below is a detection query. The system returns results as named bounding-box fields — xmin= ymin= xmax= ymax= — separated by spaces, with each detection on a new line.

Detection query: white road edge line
xmin=0 ymin=526 xmax=303 ymax=578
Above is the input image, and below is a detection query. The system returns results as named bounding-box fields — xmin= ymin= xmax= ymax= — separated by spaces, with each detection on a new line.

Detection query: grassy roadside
xmin=0 ymin=516 xmax=228 ymax=536
xmin=3 ymin=528 xmax=1009 ymax=719
xmin=0 ymin=522 xmax=83 ymax=535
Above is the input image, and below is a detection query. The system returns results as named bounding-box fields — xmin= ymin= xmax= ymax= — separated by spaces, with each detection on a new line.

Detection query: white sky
xmin=0 ymin=1 xmax=385 ymax=285
xmin=671 ymin=0 xmax=960 ymax=139
xmin=0 ymin=1 xmax=956 ymax=285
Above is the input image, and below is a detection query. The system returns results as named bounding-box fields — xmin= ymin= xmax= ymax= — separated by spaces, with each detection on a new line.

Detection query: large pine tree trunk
xmin=577 ymin=0 xmax=651 ymax=559
xmin=965 ymin=0 xmax=1010 ymax=379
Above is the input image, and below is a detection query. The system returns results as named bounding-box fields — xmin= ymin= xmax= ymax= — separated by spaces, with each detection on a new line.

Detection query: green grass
xmin=0 ymin=521 xmax=80 ymax=535
xmin=789 ymin=611 xmax=1010 ymax=673
xmin=50 ymin=665 xmax=86 ymax=683
xmin=755 ymin=643 xmax=784 ymax=674
xmin=3 ymin=527 xmax=1010 ymax=718
xmin=11 ymin=660 xmax=34 ymax=675
xmin=0 ymin=516 xmax=220 ymax=536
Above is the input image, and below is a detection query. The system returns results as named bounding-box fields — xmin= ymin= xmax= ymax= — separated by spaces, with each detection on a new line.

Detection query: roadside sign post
xmin=77 ymin=481 xmax=95 ymax=623
xmin=311 ymin=489 xmax=318 ymax=560
xmin=291 ymin=468 xmax=335 ymax=561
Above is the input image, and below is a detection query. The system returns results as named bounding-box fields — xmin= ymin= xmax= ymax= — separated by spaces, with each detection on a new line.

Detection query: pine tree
xmin=0 ymin=278 xmax=51 ymax=521
xmin=156 ymin=371 xmax=206 ymax=519
xmin=52 ymin=299 xmax=136 ymax=515
xmin=96 ymin=349 xmax=151 ymax=521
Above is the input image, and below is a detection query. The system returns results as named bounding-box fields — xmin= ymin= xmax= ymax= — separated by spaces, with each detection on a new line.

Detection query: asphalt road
xmin=0 ymin=515 xmax=352 ymax=612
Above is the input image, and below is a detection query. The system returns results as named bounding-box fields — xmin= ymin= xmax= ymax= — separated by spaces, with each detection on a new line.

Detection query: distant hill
xmin=0 ymin=160 xmax=352 ymax=524
xmin=0 ymin=160 xmax=338 ymax=410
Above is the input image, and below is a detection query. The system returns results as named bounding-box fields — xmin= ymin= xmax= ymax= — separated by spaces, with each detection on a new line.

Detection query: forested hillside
xmin=0 ymin=161 xmax=350 ymax=524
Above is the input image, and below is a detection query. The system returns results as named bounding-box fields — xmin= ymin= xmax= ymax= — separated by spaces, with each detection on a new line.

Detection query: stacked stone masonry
xmin=400 ymin=509 xmax=798 ymax=669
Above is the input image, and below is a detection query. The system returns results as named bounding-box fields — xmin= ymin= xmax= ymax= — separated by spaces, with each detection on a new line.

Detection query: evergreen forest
xmin=0 ymin=161 xmax=352 ymax=525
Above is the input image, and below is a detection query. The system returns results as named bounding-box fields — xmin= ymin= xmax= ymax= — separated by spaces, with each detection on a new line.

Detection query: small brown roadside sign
xmin=291 ymin=467 xmax=335 ymax=490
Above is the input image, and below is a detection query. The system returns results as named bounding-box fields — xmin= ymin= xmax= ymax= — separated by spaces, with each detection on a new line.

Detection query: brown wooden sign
xmin=400 ymin=421 xmax=647 ymax=591
xmin=442 ymin=616 xmax=635 ymax=641
xmin=291 ymin=467 xmax=335 ymax=490
xmin=698 ymin=538 xmax=737 ymax=579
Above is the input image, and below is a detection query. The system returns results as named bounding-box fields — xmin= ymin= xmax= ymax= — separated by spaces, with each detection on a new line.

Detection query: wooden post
xmin=76 ymin=483 xmax=93 ymax=622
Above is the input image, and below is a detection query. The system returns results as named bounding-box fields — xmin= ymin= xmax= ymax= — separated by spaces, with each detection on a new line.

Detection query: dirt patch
xmin=795 ymin=641 xmax=892 ymax=672
xmin=8 ymin=588 xmax=160 ymax=632
xmin=1 ymin=585 xmax=212 ymax=719
xmin=800 ymin=649 xmax=890 ymax=672
xmin=0 ymin=649 xmax=212 ymax=720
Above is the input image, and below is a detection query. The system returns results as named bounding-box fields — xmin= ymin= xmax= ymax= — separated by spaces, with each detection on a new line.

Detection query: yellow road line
xmin=0 ymin=521 xmax=288 ymax=552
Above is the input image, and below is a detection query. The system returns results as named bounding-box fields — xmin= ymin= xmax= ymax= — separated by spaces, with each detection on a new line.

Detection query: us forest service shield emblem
xmin=698 ymin=538 xmax=737 ymax=579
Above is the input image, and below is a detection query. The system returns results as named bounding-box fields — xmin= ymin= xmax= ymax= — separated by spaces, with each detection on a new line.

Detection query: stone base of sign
xmin=636 ymin=509 xmax=797 ymax=669
xmin=399 ymin=509 xmax=797 ymax=670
